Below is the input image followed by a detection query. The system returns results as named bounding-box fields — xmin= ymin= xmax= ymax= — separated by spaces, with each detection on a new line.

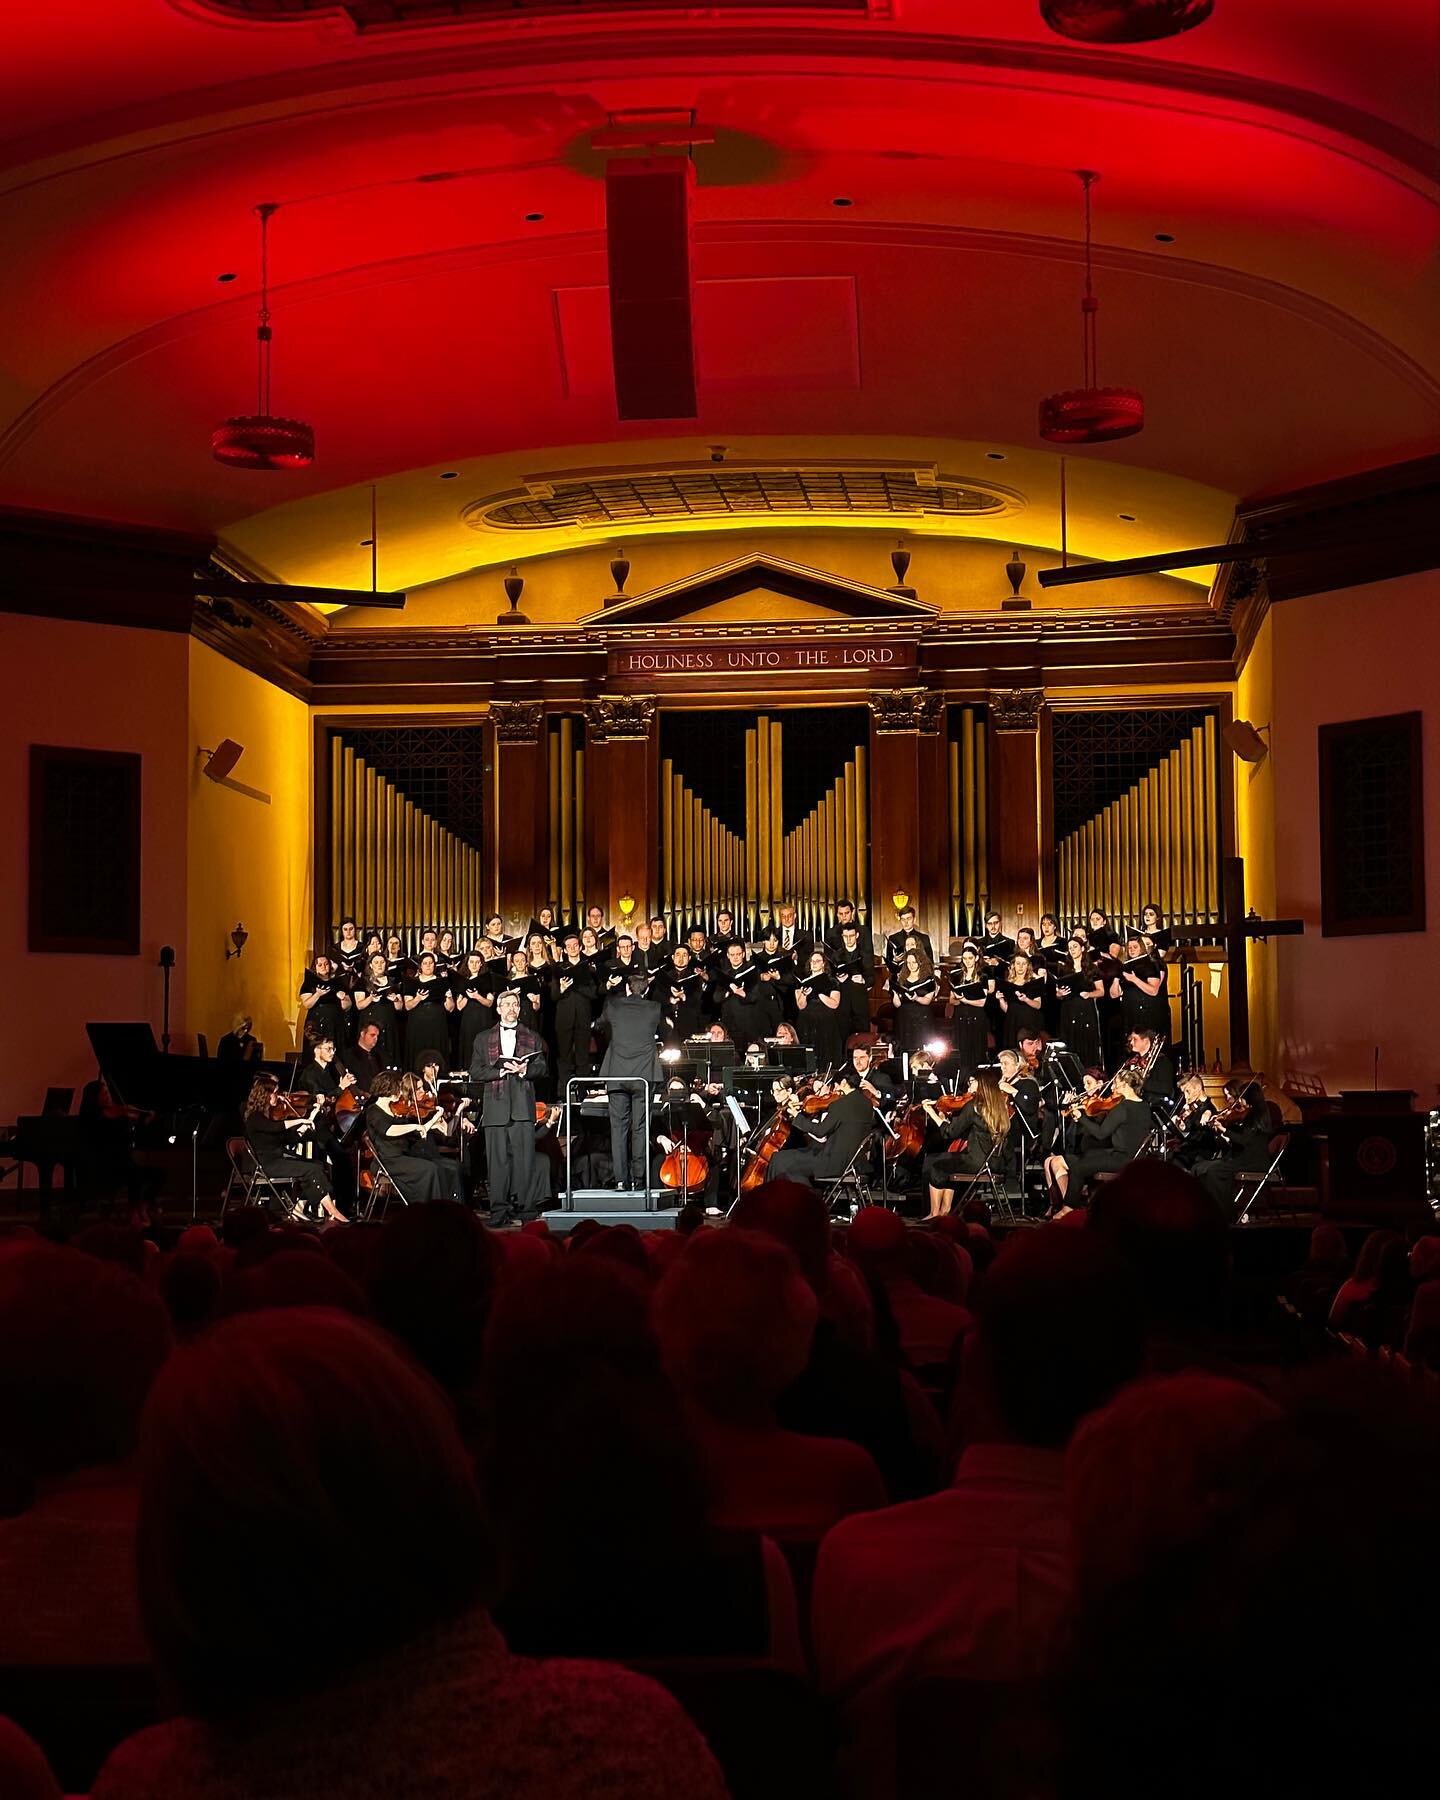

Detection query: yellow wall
xmin=1 ymin=615 xmax=190 ymax=1122
xmin=186 ymin=641 xmax=313 ymax=1065
xmin=331 ymin=528 xmax=1197 ymax=630
xmin=1234 ymin=610 xmax=1277 ymax=1075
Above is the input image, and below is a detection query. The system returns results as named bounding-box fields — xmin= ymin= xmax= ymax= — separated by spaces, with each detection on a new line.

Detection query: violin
xmin=267 ymin=1091 xmax=317 ymax=1123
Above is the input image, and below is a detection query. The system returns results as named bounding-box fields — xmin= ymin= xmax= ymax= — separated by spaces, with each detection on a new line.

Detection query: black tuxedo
xmin=770 ymin=1087 xmax=874 ymax=1186
xmin=468 ymin=1021 xmax=548 ymax=1222
xmin=884 ymin=928 xmax=935 ymax=971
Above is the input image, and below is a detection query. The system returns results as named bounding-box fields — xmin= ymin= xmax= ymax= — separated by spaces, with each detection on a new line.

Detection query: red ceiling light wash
xmin=212 ymin=202 xmax=316 ymax=470
xmin=1039 ymin=170 xmax=1144 ymax=446
xmin=1039 ymin=0 xmax=1213 ymax=43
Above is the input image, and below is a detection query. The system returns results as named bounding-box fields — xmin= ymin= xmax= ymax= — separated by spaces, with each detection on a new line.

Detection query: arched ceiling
xmin=1 ymin=1 xmax=1435 ymax=599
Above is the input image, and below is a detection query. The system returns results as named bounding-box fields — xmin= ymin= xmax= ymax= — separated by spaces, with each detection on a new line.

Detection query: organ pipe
xmin=1054 ymin=720 xmax=1218 ymax=929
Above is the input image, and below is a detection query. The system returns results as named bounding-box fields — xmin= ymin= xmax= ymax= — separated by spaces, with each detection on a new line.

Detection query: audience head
xmin=69 ymin=1221 xmax=148 ymax=1280
xmin=136 ymin=1307 xmax=495 ymax=1716
xmin=481 ymin=1254 xmax=707 ymax=1595
xmin=654 ymin=1230 xmax=819 ymax=1424
xmin=966 ymin=1228 xmax=1144 ymax=1450
xmin=0 ymin=1244 xmax=171 ymax=1485
xmin=1065 ymin=1373 xmax=1280 ymax=1595
xmin=1088 ymin=1161 xmax=1230 ymax=1335
xmin=159 ymin=1251 xmax=223 ymax=1338
xmin=225 ymin=1249 xmax=368 ymax=1318
xmin=1059 ymin=1362 xmax=1440 ymax=1800
xmin=367 ymin=1202 xmax=498 ymax=1391
xmin=728 ymin=1180 xmax=832 ymax=1293
xmin=1409 ymin=1234 xmax=1440 ymax=1284
xmin=1353 ymin=1226 xmax=1402 ymax=1285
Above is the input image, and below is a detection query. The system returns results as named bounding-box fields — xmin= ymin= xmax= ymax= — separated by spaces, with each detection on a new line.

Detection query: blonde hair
xmin=972 ymin=1072 xmax=1011 ymax=1143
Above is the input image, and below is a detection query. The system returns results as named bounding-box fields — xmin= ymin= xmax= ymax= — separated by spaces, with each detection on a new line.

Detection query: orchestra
xmin=249 ymin=892 xmax=1281 ymax=1230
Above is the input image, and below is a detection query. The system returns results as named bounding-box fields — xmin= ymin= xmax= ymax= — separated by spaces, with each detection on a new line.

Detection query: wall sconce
xmin=891 ymin=890 xmax=911 ymax=914
xmin=226 ymin=923 xmax=248 ymax=960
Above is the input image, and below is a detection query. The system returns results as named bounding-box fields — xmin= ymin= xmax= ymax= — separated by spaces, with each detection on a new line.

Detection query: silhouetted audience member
xmin=1328 ymin=1227 xmax=1405 ymax=1342
xmin=159 ymin=1251 xmax=223 ymax=1340
xmin=367 ymin=1202 xmax=498 ymax=1392
xmin=1087 ymin=1161 xmax=1235 ymax=1370
xmin=0 ymin=1717 xmax=62 ymax=1800
xmin=1064 ymin=1372 xmax=1280 ymax=1598
xmin=481 ymin=1255 xmax=801 ymax=1667
xmin=1280 ymin=1223 xmax=1349 ymax=1329
xmin=845 ymin=1206 xmax=973 ymax=1373
xmin=69 ymin=1223 xmax=149 ymax=1280
xmin=1404 ymin=1278 xmax=1440 ymax=1371
xmin=811 ymin=1228 xmax=1145 ymax=1789
xmin=1056 ymin=1363 xmax=1440 ymax=1800
xmin=655 ymin=1229 xmax=887 ymax=1542
xmin=0 ymin=1245 xmax=171 ymax=1668
xmin=224 ymin=1249 xmax=368 ymax=1318
xmin=731 ymin=1181 xmax=949 ymax=1500
xmin=91 ymin=1308 xmax=727 ymax=1800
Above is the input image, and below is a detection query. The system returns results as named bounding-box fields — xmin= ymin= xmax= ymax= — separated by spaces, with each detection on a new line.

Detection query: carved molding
xmin=584 ymin=694 xmax=657 ymax=742
xmin=989 ymin=688 xmax=1045 ymax=733
xmin=868 ymin=687 xmax=943 ymax=735
xmin=489 ymin=699 xmax=544 ymax=744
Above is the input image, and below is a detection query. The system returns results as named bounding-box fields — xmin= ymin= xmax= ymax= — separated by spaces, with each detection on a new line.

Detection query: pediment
xmin=577 ymin=553 xmax=938 ymax=629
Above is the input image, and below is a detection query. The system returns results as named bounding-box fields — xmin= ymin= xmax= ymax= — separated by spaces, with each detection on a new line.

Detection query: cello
xmin=737 ymin=1076 xmax=830 ymax=1191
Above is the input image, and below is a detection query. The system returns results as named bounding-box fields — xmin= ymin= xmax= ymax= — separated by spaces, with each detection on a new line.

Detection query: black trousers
xmin=768 ymin=1144 xmax=825 ymax=1187
xmin=485 ymin=1119 xmax=537 ymax=1222
xmin=609 ymin=1085 xmax=650 ymax=1186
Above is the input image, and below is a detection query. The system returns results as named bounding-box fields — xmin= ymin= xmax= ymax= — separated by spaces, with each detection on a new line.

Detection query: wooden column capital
xmin=868 ymin=687 xmax=943 ymax=735
xmin=988 ymin=688 xmax=1045 ymax=733
xmin=583 ymin=694 xmax=656 ymax=743
xmin=489 ymin=699 xmax=544 ymax=744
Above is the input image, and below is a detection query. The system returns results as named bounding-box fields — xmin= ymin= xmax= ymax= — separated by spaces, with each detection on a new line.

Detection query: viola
xmin=1082 ymin=1092 xmax=1122 ymax=1119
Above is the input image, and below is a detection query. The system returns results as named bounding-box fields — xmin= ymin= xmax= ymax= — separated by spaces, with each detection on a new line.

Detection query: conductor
xmin=599 ymin=973 xmax=664 ymax=1192
xmin=468 ymin=987 xmax=548 ymax=1227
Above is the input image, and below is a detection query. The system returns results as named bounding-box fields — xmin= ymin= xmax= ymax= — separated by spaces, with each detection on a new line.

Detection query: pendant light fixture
xmin=212 ymin=203 xmax=316 ymax=470
xmin=1039 ymin=171 xmax=1144 ymax=445
xmin=1040 ymin=1 xmax=1213 ymax=43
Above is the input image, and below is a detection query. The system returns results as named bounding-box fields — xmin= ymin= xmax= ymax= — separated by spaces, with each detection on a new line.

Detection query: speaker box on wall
xmin=204 ymin=738 xmax=244 ymax=783
xmin=606 ymin=156 xmax=697 ymax=421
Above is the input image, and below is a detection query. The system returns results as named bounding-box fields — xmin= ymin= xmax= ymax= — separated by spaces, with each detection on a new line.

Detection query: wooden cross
xmin=1170 ymin=856 xmax=1304 ymax=1068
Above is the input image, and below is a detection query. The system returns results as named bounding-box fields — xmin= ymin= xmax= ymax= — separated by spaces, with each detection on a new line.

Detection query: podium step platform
xmin=549 ymin=1188 xmax=683 ymax=1234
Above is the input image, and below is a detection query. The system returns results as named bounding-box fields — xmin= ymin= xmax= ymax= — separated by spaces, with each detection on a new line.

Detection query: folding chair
xmin=1234 ymin=1134 xmax=1292 ymax=1224
xmin=815 ymin=1130 xmax=879 ymax=1219
xmin=221 ymin=1134 xmax=304 ymax=1221
xmin=358 ymin=1130 xmax=409 ymax=1221
xmin=947 ymin=1133 xmax=1010 ymax=1220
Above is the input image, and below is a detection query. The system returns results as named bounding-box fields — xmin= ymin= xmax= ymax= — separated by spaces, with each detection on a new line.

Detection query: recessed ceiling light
xmin=1118 ymin=512 xmax=1136 ymax=521
xmin=831 ymin=196 xmax=854 ymax=207
xmin=439 ymin=471 xmax=459 ymax=480
xmin=986 ymin=451 xmax=1006 ymax=461
xmin=525 ymin=212 xmax=544 ymax=222
xmin=1154 ymin=232 xmax=1175 ymax=244
xmin=216 ymin=271 xmax=237 ymax=283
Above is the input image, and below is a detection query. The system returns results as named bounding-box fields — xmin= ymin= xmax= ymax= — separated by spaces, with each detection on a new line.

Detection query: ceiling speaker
xmin=1223 ymin=720 xmax=1269 ymax=765
xmin=203 ymin=739 xmax=244 ymax=782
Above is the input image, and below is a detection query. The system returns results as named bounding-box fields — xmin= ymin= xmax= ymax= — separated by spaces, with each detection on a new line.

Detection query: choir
xmin=244 ymin=903 xmax=1272 ymax=1227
